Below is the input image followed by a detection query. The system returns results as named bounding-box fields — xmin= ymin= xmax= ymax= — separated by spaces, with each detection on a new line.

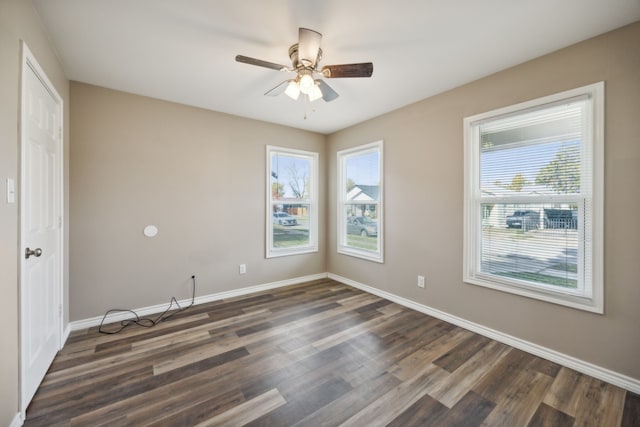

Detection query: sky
xmin=346 ymin=151 xmax=379 ymax=186
xmin=271 ymin=153 xmax=311 ymax=199
xmin=480 ymin=140 xmax=580 ymax=193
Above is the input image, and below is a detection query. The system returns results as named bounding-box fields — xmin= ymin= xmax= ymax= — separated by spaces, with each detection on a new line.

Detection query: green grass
xmin=483 ymin=227 xmax=534 ymax=240
xmin=346 ymin=234 xmax=378 ymax=251
xmin=549 ymin=263 xmax=578 ymax=273
xmin=273 ymin=226 xmax=309 ymax=248
xmin=497 ymin=271 xmax=577 ymax=288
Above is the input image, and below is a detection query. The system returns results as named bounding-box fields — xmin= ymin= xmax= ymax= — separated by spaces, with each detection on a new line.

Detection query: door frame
xmin=19 ymin=41 xmax=65 ymax=416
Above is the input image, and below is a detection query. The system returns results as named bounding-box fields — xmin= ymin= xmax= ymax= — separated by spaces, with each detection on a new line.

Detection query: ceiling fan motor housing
xmin=288 ymin=44 xmax=323 ymax=70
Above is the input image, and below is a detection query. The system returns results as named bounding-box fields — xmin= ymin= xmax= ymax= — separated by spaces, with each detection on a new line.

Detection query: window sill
xmin=338 ymin=246 xmax=384 ymax=263
xmin=463 ymin=273 xmax=603 ymax=314
xmin=266 ymin=246 xmax=318 ymax=259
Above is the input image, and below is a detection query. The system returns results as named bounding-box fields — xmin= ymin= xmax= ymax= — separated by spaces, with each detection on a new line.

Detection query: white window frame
xmin=337 ymin=140 xmax=384 ymax=263
xmin=463 ymin=82 xmax=604 ymax=313
xmin=266 ymin=145 xmax=318 ymax=258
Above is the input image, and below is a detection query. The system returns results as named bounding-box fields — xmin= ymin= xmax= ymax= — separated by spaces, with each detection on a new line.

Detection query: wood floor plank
xmin=418 ymin=390 xmax=496 ymax=427
xmin=542 ymin=367 xmax=591 ymax=417
xmin=479 ymin=369 xmax=554 ymax=427
xmin=622 ymin=391 xmax=640 ymax=427
xmin=340 ymin=363 xmax=451 ymax=427
xmin=390 ymin=327 xmax=472 ymax=381
xmin=473 ymin=347 xmax=538 ymax=402
xmin=426 ymin=340 xmax=512 ymax=408
xmin=432 ymin=333 xmax=492 ymax=373
xmin=193 ymin=388 xmax=287 ymax=427
xmin=527 ymin=355 xmax=562 ymax=378
xmin=23 ymin=280 xmax=636 ymax=426
xmin=244 ymin=375 xmax=353 ymax=426
xmin=292 ymin=372 xmax=401 ymax=426
xmin=572 ymin=378 xmax=626 ymax=427
xmin=527 ymin=402 xmax=574 ymax=427
xmin=138 ymin=388 xmax=246 ymax=427
xmin=385 ymin=389 xmax=449 ymax=426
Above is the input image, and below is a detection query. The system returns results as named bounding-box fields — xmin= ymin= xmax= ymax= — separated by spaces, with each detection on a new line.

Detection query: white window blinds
xmin=464 ymin=83 xmax=603 ymax=312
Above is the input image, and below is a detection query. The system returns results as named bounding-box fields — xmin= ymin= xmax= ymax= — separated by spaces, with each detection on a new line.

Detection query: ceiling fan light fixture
xmin=308 ymin=82 xmax=323 ymax=102
xmin=285 ymin=80 xmax=300 ymax=100
xmin=298 ymin=73 xmax=315 ymax=95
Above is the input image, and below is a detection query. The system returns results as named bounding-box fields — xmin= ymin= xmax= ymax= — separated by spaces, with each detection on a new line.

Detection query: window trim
xmin=463 ymin=82 xmax=604 ymax=313
xmin=337 ymin=140 xmax=384 ymax=263
xmin=266 ymin=145 xmax=319 ymax=258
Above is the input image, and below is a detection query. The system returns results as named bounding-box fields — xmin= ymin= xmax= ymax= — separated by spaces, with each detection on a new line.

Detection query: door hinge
xmin=59 ymin=216 xmax=62 ymax=227
xmin=59 ymin=304 xmax=62 ymax=317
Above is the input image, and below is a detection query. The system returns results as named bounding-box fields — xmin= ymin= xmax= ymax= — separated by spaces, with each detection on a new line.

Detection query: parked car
xmin=273 ymin=212 xmax=297 ymax=226
xmin=506 ymin=210 xmax=539 ymax=230
xmin=347 ymin=216 xmax=378 ymax=237
xmin=544 ymin=209 xmax=578 ymax=229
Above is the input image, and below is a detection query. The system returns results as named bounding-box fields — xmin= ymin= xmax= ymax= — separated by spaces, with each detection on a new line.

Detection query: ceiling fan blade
xmin=317 ymin=80 xmax=339 ymax=102
xmin=236 ymin=55 xmax=290 ymax=71
xmin=264 ymin=80 xmax=290 ymax=97
xmin=298 ymin=28 xmax=322 ymax=67
xmin=321 ymin=62 xmax=373 ymax=78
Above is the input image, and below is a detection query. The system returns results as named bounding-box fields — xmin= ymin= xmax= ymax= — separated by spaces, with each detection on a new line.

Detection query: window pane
xmin=267 ymin=146 xmax=318 ymax=258
xmin=480 ymin=100 xmax=585 ymax=196
xmin=481 ymin=203 xmax=579 ymax=289
xmin=271 ymin=153 xmax=311 ymax=201
xmin=338 ymin=141 xmax=383 ymax=262
xmin=344 ymin=205 xmax=379 ymax=251
xmin=345 ymin=151 xmax=380 ymax=200
xmin=272 ymin=204 xmax=310 ymax=248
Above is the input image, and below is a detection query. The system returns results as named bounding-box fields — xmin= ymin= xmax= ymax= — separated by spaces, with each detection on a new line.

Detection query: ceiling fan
xmin=236 ymin=28 xmax=373 ymax=103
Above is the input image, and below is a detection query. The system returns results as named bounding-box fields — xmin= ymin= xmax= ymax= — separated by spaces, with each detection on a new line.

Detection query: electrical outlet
xmin=417 ymin=275 xmax=425 ymax=288
xmin=239 ymin=264 xmax=247 ymax=274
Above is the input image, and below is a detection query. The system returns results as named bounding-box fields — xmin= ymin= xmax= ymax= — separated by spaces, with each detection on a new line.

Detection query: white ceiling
xmin=33 ymin=0 xmax=640 ymax=134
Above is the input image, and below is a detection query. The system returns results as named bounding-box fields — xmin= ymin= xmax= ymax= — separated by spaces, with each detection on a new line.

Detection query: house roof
xmin=348 ymin=185 xmax=379 ymax=201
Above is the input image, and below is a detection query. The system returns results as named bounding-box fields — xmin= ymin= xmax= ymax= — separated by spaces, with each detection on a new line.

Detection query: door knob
xmin=25 ymin=247 xmax=43 ymax=259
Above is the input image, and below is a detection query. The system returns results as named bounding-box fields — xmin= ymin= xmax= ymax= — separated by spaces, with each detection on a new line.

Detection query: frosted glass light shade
xmin=299 ymin=74 xmax=315 ymax=94
xmin=285 ymin=81 xmax=300 ymax=100
xmin=309 ymin=83 xmax=323 ymax=102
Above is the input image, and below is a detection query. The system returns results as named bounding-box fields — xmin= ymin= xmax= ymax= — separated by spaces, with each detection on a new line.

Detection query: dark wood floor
xmin=24 ymin=278 xmax=639 ymax=426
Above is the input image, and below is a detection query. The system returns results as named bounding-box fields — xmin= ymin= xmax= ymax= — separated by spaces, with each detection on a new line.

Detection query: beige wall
xmin=328 ymin=22 xmax=640 ymax=380
xmin=0 ymin=0 xmax=70 ymax=424
xmin=70 ymin=83 xmax=327 ymax=320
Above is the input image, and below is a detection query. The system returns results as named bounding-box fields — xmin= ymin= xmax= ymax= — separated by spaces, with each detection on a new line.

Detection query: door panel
xmin=21 ymin=46 xmax=63 ymax=409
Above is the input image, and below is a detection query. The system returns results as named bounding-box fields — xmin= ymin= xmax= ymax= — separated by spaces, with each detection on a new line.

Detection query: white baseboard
xmin=9 ymin=412 xmax=23 ymax=427
xmin=69 ymin=273 xmax=329 ymax=331
xmin=328 ymin=273 xmax=640 ymax=394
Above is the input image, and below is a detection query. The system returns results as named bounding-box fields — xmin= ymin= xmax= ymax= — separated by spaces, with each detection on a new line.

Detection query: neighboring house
xmin=346 ymin=184 xmax=379 ymax=218
xmin=481 ymin=185 xmax=576 ymax=229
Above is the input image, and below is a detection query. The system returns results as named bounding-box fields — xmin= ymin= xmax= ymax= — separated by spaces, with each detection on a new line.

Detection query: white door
xmin=20 ymin=43 xmax=63 ymax=410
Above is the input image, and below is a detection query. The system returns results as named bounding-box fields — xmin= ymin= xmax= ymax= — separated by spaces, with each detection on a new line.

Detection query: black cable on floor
xmin=98 ymin=275 xmax=196 ymax=334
